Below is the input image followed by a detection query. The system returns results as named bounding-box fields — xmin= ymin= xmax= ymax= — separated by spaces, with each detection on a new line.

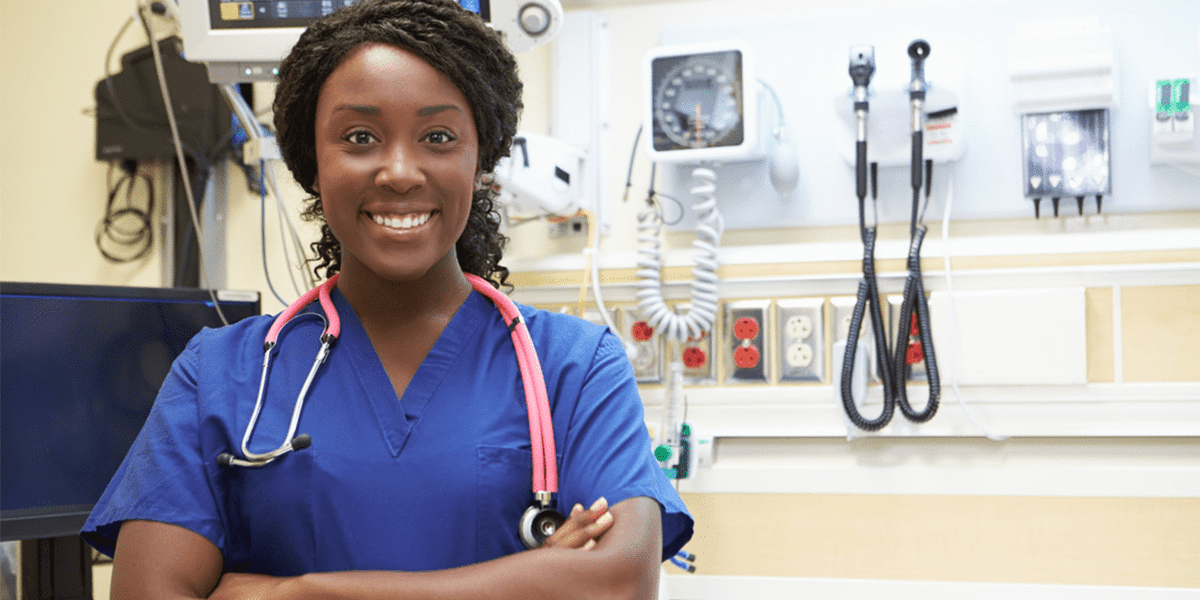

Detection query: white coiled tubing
xmin=635 ymin=167 xmax=724 ymax=343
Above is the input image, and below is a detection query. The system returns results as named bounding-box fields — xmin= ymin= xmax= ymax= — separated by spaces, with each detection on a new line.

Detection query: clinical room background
xmin=1 ymin=0 xmax=1198 ymax=598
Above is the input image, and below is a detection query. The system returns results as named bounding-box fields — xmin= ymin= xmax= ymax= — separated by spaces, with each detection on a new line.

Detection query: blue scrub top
xmin=82 ymin=289 xmax=693 ymax=574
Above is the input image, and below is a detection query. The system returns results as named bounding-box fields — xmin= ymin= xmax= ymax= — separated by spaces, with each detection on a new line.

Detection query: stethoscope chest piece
xmin=519 ymin=504 xmax=566 ymax=549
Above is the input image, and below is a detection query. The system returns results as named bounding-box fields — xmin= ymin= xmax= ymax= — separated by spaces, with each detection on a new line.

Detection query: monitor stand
xmin=20 ymin=537 xmax=92 ymax=600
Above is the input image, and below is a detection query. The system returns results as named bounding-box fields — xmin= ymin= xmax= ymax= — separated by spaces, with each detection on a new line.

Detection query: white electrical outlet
xmin=830 ymin=296 xmax=881 ymax=382
xmin=724 ymin=300 xmax=770 ymax=384
xmin=776 ymin=298 xmax=825 ymax=383
xmin=619 ymin=306 xmax=662 ymax=383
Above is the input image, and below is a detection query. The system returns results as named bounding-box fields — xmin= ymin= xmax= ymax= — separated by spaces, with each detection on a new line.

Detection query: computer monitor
xmin=177 ymin=0 xmax=561 ymax=83
xmin=0 ymin=282 xmax=260 ymax=541
xmin=178 ymin=0 xmax=492 ymax=83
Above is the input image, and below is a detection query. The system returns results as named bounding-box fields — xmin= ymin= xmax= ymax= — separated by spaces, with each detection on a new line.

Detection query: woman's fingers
xmin=543 ymin=497 xmax=612 ymax=550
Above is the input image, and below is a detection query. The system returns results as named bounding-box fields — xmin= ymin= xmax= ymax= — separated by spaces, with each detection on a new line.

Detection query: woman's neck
xmin=334 ymin=256 xmax=473 ymax=329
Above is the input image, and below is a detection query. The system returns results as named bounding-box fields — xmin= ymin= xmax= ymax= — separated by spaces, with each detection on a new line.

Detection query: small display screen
xmin=210 ymin=0 xmax=488 ymax=30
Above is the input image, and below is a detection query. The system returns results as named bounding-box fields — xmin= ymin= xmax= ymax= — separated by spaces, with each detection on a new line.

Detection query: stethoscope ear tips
xmin=291 ymin=434 xmax=312 ymax=450
xmin=520 ymin=505 xmax=566 ymax=549
xmin=216 ymin=453 xmax=235 ymax=467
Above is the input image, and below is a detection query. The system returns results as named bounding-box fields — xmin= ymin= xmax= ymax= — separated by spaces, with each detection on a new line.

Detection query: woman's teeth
xmin=372 ymin=212 xmax=431 ymax=230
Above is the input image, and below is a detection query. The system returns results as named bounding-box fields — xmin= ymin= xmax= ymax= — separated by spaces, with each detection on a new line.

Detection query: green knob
xmin=653 ymin=444 xmax=672 ymax=462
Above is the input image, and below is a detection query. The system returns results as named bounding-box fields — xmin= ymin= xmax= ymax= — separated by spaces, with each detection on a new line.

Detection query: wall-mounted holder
xmin=1008 ymin=16 xmax=1116 ymax=218
xmin=831 ymin=75 xmax=963 ymax=169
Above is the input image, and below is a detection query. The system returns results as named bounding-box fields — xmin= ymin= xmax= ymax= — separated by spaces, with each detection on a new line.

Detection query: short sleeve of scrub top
xmin=82 ymin=289 xmax=693 ymax=574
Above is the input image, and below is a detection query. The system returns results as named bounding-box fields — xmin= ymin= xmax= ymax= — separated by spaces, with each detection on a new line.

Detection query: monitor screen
xmin=179 ymin=0 xmax=490 ymax=82
xmin=207 ymin=0 xmax=487 ymax=29
xmin=0 ymin=283 xmax=260 ymax=541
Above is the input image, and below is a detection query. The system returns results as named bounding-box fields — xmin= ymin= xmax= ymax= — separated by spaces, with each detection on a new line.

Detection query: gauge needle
xmin=694 ymin=103 xmax=703 ymax=144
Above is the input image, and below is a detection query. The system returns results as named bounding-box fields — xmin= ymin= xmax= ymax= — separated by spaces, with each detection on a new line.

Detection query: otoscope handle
xmin=856 ymin=140 xmax=868 ymax=201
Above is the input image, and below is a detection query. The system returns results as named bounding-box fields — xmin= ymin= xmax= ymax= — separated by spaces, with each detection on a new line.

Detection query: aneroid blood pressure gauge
xmin=645 ymin=41 xmax=757 ymax=162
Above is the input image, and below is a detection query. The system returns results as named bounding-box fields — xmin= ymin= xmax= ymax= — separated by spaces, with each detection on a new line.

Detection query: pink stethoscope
xmin=216 ymin=273 xmax=565 ymax=549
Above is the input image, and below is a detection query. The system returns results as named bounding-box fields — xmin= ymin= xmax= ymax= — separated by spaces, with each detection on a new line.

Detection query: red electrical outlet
xmin=733 ymin=345 xmax=760 ymax=368
xmin=906 ymin=341 xmax=925 ymax=364
xmin=682 ymin=347 xmax=707 ymax=369
xmin=724 ymin=300 xmax=770 ymax=383
xmin=733 ymin=317 xmax=759 ymax=340
xmin=631 ymin=320 xmax=654 ymax=342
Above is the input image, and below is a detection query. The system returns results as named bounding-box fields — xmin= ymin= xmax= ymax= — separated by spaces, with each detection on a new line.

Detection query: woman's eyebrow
xmin=418 ymin=104 xmax=463 ymax=117
xmin=333 ymin=104 xmax=380 ymax=115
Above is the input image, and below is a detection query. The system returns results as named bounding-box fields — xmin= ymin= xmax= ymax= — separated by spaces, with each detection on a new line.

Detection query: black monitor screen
xmin=209 ymin=0 xmax=488 ymax=30
xmin=0 ymin=283 xmax=260 ymax=541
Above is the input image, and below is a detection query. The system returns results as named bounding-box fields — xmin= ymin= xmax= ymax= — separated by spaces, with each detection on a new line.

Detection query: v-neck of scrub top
xmin=328 ymin=287 xmax=491 ymax=458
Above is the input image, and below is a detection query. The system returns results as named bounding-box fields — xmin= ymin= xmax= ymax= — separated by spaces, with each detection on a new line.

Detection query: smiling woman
xmin=312 ymin=43 xmax=480 ymax=288
xmin=79 ymin=1 xmax=692 ymax=599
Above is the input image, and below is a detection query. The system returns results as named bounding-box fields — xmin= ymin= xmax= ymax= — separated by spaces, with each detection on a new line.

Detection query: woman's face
xmin=312 ymin=42 xmax=478 ymax=284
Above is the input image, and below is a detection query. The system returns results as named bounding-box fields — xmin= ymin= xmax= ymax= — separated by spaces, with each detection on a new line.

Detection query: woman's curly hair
xmin=273 ymin=0 xmax=522 ymax=288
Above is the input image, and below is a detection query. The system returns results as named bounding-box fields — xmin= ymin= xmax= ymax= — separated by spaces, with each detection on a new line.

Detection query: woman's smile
xmin=367 ymin=209 xmax=435 ymax=232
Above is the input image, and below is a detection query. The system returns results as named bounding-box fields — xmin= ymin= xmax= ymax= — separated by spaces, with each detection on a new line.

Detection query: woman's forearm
xmin=273 ymin=497 xmax=662 ymax=600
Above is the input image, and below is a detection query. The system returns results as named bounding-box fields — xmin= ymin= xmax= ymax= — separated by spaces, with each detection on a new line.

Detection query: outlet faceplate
xmin=776 ymin=298 xmax=826 ymax=383
xmin=619 ymin=306 xmax=662 ymax=383
xmin=724 ymin=300 xmax=770 ymax=384
xmin=831 ymin=296 xmax=881 ymax=382
xmin=888 ymin=295 xmax=928 ymax=382
xmin=674 ymin=302 xmax=716 ymax=384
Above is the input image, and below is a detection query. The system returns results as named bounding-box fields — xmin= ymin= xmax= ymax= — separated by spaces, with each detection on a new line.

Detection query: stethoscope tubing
xmin=465 ymin=274 xmax=558 ymax=496
xmin=222 ymin=273 xmax=559 ymax=500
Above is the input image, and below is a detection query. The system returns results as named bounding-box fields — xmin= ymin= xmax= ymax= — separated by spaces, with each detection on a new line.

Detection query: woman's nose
xmin=375 ymin=143 xmax=425 ymax=193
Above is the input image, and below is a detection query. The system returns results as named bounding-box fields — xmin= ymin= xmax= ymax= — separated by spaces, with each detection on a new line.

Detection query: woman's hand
xmin=541 ymin=497 xmax=614 ymax=551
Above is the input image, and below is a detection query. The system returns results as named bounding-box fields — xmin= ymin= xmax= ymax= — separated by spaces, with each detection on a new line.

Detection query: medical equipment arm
xmin=217 ymin=497 xmax=661 ymax=600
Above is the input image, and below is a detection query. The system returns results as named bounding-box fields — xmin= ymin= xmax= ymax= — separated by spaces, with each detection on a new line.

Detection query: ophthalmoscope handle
xmin=907 ymin=40 xmax=930 ymax=190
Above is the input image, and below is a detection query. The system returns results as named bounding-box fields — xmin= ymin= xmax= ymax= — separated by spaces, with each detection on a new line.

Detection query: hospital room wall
xmin=511 ymin=0 xmax=1200 ymax=593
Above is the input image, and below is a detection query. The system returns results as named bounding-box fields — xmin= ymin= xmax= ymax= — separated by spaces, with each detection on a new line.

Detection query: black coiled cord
xmin=841 ymin=227 xmax=897 ymax=432
xmin=891 ymin=225 xmax=940 ymax=422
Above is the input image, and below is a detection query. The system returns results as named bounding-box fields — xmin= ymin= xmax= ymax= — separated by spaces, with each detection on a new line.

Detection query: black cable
xmin=891 ymin=226 xmax=939 ymax=422
xmin=624 ymin=125 xmax=642 ymax=203
xmin=840 ymin=45 xmax=898 ymax=432
xmin=95 ymin=161 xmax=155 ymax=263
xmin=890 ymin=40 xmax=939 ymax=424
xmin=840 ymin=228 xmax=896 ymax=431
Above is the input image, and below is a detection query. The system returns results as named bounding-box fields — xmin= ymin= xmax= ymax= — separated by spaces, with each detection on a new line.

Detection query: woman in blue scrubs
xmin=81 ymin=0 xmax=693 ymax=598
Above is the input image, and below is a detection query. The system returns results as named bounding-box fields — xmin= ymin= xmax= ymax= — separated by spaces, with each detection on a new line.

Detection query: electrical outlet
xmin=724 ymin=300 xmax=770 ymax=384
xmin=619 ymin=306 xmax=662 ymax=383
xmin=830 ymin=296 xmax=880 ymax=382
xmin=887 ymin=295 xmax=927 ymax=382
xmin=547 ymin=215 xmax=588 ymax=238
xmin=673 ymin=302 xmax=716 ymax=384
xmin=776 ymin=298 xmax=825 ymax=383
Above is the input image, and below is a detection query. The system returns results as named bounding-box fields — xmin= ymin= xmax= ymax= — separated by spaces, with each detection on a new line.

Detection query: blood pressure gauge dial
xmin=645 ymin=42 xmax=756 ymax=163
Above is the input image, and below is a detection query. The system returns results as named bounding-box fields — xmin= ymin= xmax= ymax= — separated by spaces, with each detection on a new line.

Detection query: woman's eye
xmin=344 ymin=130 xmax=377 ymax=145
xmin=424 ymin=130 xmax=457 ymax=144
